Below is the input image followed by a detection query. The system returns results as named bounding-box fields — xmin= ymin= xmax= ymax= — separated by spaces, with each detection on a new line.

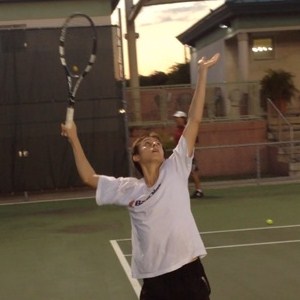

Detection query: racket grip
xmin=65 ymin=107 xmax=74 ymax=129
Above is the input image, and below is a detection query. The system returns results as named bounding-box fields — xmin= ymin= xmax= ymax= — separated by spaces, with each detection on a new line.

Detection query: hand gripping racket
xmin=59 ymin=13 xmax=97 ymax=128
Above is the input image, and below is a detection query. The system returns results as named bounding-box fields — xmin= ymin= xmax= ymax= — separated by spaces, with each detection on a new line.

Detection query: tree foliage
xmin=140 ymin=71 xmax=168 ymax=86
xmin=126 ymin=62 xmax=191 ymax=87
xmin=166 ymin=62 xmax=190 ymax=85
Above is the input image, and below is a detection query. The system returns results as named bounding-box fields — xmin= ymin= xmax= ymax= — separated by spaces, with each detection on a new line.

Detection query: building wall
xmin=191 ymin=28 xmax=300 ymax=114
xmin=248 ymin=30 xmax=300 ymax=87
xmin=191 ymin=39 xmax=226 ymax=84
xmin=224 ymin=38 xmax=238 ymax=82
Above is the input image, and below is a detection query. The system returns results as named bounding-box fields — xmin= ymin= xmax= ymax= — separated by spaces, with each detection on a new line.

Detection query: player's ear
xmin=132 ymin=154 xmax=140 ymax=162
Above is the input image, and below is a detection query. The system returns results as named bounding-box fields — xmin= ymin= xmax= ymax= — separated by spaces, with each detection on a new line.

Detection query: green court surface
xmin=0 ymin=182 xmax=300 ymax=300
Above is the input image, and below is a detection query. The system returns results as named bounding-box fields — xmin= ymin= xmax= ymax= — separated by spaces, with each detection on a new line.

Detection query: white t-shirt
xmin=96 ymin=136 xmax=207 ymax=279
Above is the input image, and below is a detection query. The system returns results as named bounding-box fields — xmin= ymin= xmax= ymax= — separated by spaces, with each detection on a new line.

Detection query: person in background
xmin=173 ymin=110 xmax=204 ymax=198
xmin=61 ymin=53 xmax=220 ymax=300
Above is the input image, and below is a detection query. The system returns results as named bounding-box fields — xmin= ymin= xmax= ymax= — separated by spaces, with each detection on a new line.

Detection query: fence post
xmin=256 ymin=145 xmax=261 ymax=183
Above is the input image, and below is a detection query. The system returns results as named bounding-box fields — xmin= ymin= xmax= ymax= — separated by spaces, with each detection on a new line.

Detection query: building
xmin=177 ymin=0 xmax=300 ymax=116
xmin=126 ymin=0 xmax=300 ymax=179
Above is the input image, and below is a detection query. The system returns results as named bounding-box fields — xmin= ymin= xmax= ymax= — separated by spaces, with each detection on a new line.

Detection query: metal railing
xmin=125 ymin=81 xmax=263 ymax=125
xmin=266 ymin=98 xmax=294 ymax=161
xmin=170 ymin=140 xmax=300 ymax=181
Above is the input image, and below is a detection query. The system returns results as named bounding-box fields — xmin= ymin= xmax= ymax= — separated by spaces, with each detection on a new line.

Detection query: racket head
xmin=59 ymin=13 xmax=97 ymax=79
xmin=59 ymin=13 xmax=97 ymax=127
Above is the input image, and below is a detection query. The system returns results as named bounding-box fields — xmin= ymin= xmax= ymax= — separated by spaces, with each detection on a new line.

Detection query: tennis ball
xmin=72 ymin=65 xmax=79 ymax=72
xmin=266 ymin=219 xmax=274 ymax=225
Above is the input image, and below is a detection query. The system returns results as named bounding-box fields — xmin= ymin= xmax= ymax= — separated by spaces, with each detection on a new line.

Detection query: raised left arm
xmin=183 ymin=53 xmax=220 ymax=156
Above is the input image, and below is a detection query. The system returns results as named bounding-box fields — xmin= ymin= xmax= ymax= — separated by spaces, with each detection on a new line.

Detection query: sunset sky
xmin=112 ymin=0 xmax=225 ymax=76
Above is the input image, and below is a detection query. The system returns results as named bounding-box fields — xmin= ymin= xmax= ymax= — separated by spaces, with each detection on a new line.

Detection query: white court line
xmin=111 ymin=237 xmax=300 ymax=299
xmin=206 ymin=239 xmax=300 ymax=250
xmin=110 ymin=240 xmax=141 ymax=298
xmin=114 ymin=224 xmax=300 ymax=242
xmin=111 ymin=226 xmax=300 ymax=298
xmin=200 ymin=224 xmax=300 ymax=234
xmin=0 ymin=196 xmax=95 ymax=206
xmin=120 ymin=238 xmax=300 ymax=257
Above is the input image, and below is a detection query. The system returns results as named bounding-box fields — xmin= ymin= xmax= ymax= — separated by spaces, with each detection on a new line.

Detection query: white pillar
xmin=125 ymin=0 xmax=141 ymax=122
xmin=237 ymin=32 xmax=258 ymax=115
xmin=237 ymin=32 xmax=249 ymax=81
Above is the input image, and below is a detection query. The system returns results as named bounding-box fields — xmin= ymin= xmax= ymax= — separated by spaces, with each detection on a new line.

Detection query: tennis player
xmin=173 ymin=110 xmax=204 ymax=198
xmin=61 ymin=53 xmax=220 ymax=300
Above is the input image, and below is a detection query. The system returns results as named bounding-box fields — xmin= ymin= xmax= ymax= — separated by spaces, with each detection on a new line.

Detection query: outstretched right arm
xmin=61 ymin=122 xmax=99 ymax=189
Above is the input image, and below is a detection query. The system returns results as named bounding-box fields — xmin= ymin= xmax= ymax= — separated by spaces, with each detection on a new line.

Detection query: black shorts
xmin=140 ymin=258 xmax=211 ymax=300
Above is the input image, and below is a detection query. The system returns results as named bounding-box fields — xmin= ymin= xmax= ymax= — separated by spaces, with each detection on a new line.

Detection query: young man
xmin=173 ymin=110 xmax=204 ymax=198
xmin=61 ymin=53 xmax=220 ymax=300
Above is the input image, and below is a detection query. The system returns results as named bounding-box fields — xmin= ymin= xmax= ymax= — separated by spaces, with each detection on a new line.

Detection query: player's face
xmin=140 ymin=138 xmax=163 ymax=152
xmin=174 ymin=117 xmax=186 ymax=126
xmin=138 ymin=137 xmax=164 ymax=161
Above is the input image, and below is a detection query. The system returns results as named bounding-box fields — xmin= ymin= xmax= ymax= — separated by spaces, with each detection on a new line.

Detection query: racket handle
xmin=65 ymin=107 xmax=74 ymax=129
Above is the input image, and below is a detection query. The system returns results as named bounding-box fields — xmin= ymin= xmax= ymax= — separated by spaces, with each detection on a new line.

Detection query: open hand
xmin=198 ymin=53 xmax=220 ymax=70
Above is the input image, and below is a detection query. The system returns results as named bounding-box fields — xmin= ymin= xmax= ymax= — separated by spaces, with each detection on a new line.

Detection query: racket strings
xmin=59 ymin=14 xmax=97 ymax=78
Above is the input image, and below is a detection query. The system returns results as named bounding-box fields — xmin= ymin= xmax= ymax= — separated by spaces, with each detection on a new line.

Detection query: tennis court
xmin=1 ymin=181 xmax=299 ymax=300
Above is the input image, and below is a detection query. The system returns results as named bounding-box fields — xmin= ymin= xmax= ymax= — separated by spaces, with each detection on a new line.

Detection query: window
xmin=251 ymin=38 xmax=274 ymax=60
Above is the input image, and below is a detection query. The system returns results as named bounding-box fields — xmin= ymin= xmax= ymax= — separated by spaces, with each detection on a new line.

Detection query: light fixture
xmin=219 ymin=24 xmax=228 ymax=29
xmin=219 ymin=21 xmax=230 ymax=29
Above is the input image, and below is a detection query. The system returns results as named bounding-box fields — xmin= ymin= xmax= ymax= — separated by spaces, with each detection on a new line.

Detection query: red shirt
xmin=174 ymin=126 xmax=185 ymax=145
xmin=174 ymin=125 xmax=199 ymax=145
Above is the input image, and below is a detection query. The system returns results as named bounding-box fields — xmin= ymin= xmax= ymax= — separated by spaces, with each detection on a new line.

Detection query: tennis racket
xmin=59 ymin=13 xmax=97 ymax=128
